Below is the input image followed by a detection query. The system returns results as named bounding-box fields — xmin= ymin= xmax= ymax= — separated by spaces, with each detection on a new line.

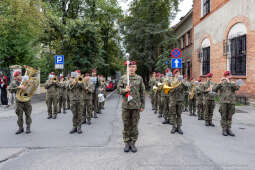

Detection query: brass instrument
xmin=168 ymin=79 xmax=182 ymax=93
xmin=16 ymin=65 xmax=39 ymax=102
xmin=157 ymin=82 xmax=163 ymax=90
xmin=163 ymin=82 xmax=171 ymax=94
xmin=189 ymin=85 xmax=195 ymax=99
xmin=153 ymin=85 xmax=158 ymax=92
xmin=75 ymin=75 xmax=84 ymax=83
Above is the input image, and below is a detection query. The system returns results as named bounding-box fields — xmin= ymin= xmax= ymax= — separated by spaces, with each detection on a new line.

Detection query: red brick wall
xmin=193 ymin=0 xmax=230 ymax=26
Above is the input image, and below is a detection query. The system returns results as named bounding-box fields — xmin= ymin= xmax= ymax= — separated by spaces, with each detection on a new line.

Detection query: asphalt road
xmin=0 ymin=92 xmax=254 ymax=170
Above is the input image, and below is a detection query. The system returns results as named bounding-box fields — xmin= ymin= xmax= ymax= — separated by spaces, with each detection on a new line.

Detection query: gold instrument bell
xmin=16 ymin=65 xmax=39 ymax=102
xmin=75 ymin=75 xmax=84 ymax=83
xmin=163 ymin=83 xmax=171 ymax=94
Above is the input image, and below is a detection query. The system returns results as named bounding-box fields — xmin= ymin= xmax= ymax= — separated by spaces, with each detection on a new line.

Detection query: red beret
xmin=85 ymin=73 xmax=90 ymax=76
xmin=190 ymin=77 xmax=194 ymax=81
xmin=156 ymin=73 xmax=161 ymax=77
xmin=60 ymin=76 xmax=64 ymax=79
xmin=173 ymin=69 xmax=179 ymax=75
xmin=75 ymin=70 xmax=81 ymax=73
xmin=130 ymin=61 xmax=136 ymax=65
xmin=14 ymin=71 xmax=21 ymax=77
xmin=165 ymin=68 xmax=170 ymax=73
xmin=224 ymin=71 xmax=230 ymax=77
xmin=198 ymin=78 xmax=202 ymax=82
xmin=206 ymin=73 xmax=213 ymax=78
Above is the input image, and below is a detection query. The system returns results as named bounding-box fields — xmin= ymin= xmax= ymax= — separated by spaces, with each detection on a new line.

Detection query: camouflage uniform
xmin=91 ymin=76 xmax=99 ymax=117
xmin=9 ymin=80 xmax=32 ymax=132
xmin=45 ymin=80 xmax=58 ymax=118
xmin=98 ymin=79 xmax=106 ymax=113
xmin=66 ymin=79 xmax=71 ymax=110
xmin=188 ymin=83 xmax=197 ymax=116
xmin=149 ymin=77 xmax=157 ymax=110
xmin=169 ymin=79 xmax=188 ymax=133
xmin=196 ymin=84 xmax=204 ymax=120
xmin=69 ymin=81 xmax=85 ymax=131
xmin=213 ymin=81 xmax=240 ymax=135
xmin=202 ymin=81 xmax=216 ymax=126
xmin=58 ymin=81 xmax=67 ymax=113
xmin=82 ymin=80 xmax=94 ymax=124
xmin=184 ymin=91 xmax=189 ymax=112
xmin=162 ymin=77 xmax=171 ymax=124
xmin=117 ymin=74 xmax=145 ymax=145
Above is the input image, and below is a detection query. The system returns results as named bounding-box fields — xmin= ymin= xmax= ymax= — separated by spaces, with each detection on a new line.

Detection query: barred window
xmin=202 ymin=0 xmax=210 ymax=17
xmin=202 ymin=47 xmax=210 ymax=75
xmin=230 ymin=35 xmax=246 ymax=75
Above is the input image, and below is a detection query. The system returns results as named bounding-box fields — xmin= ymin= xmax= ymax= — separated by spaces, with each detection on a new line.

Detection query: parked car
xmin=106 ymin=81 xmax=115 ymax=91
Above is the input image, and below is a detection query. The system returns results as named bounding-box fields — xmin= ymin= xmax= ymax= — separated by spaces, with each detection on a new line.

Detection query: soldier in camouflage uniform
xmin=162 ymin=69 xmax=172 ymax=125
xmin=183 ymin=75 xmax=189 ymax=112
xmin=213 ymin=71 xmax=240 ymax=136
xmin=155 ymin=73 xmax=162 ymax=115
xmin=196 ymin=78 xmax=204 ymax=120
xmin=158 ymin=74 xmax=165 ymax=118
xmin=202 ymin=73 xmax=216 ymax=127
xmin=66 ymin=76 xmax=71 ymax=110
xmin=58 ymin=76 xmax=66 ymax=114
xmin=149 ymin=72 xmax=156 ymax=110
xmin=188 ymin=78 xmax=197 ymax=116
xmin=169 ymin=69 xmax=188 ymax=134
xmin=69 ymin=71 xmax=85 ymax=134
xmin=82 ymin=73 xmax=94 ymax=125
xmin=117 ymin=61 xmax=145 ymax=153
xmin=91 ymin=69 xmax=100 ymax=118
xmin=9 ymin=71 xmax=33 ymax=134
xmin=45 ymin=72 xmax=58 ymax=119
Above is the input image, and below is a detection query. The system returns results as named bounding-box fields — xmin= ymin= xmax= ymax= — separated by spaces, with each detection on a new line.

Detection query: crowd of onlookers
xmin=0 ymin=71 xmax=9 ymax=108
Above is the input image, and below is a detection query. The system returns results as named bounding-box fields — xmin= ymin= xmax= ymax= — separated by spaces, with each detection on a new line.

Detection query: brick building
xmin=173 ymin=10 xmax=193 ymax=80
xmin=192 ymin=0 xmax=255 ymax=98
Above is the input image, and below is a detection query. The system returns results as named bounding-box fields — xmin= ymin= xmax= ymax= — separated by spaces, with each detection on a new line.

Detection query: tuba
xmin=163 ymin=82 xmax=171 ymax=94
xmin=168 ymin=78 xmax=182 ymax=93
xmin=16 ymin=65 xmax=39 ymax=102
xmin=75 ymin=75 xmax=84 ymax=83
xmin=189 ymin=86 xmax=195 ymax=99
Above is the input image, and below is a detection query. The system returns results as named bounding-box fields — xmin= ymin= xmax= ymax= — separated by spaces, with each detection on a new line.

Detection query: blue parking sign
xmin=171 ymin=58 xmax=182 ymax=69
xmin=55 ymin=55 xmax=64 ymax=64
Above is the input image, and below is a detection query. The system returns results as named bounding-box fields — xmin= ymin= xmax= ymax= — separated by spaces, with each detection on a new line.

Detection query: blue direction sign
xmin=171 ymin=58 xmax=182 ymax=69
xmin=55 ymin=55 xmax=64 ymax=64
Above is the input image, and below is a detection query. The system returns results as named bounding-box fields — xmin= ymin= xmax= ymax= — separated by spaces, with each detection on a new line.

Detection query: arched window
xmin=227 ymin=23 xmax=247 ymax=75
xmin=201 ymin=38 xmax=210 ymax=75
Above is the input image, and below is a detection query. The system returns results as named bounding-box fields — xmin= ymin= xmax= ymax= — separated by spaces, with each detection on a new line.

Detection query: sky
xmin=118 ymin=0 xmax=193 ymax=27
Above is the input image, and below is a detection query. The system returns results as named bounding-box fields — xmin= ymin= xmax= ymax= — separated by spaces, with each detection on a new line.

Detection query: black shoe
xmin=227 ymin=129 xmax=235 ymax=137
xmin=77 ymin=128 xmax=83 ymax=134
xmin=47 ymin=115 xmax=52 ymax=119
xmin=154 ymin=110 xmax=157 ymax=114
xmin=87 ymin=120 xmax=91 ymax=125
xmin=162 ymin=120 xmax=169 ymax=124
xmin=15 ymin=128 xmax=24 ymax=135
xmin=63 ymin=110 xmax=66 ymax=114
xmin=169 ymin=122 xmax=173 ymax=125
xmin=171 ymin=127 xmax=177 ymax=134
xmin=98 ymin=110 xmax=102 ymax=114
xmin=193 ymin=114 xmax=197 ymax=116
xmin=209 ymin=122 xmax=215 ymax=127
xmin=198 ymin=117 xmax=202 ymax=120
xmin=222 ymin=129 xmax=228 ymax=136
xmin=25 ymin=127 xmax=31 ymax=134
xmin=130 ymin=143 xmax=137 ymax=153
xmin=124 ymin=143 xmax=130 ymax=152
xmin=82 ymin=120 xmax=86 ymax=124
xmin=94 ymin=115 xmax=98 ymax=118
xmin=177 ymin=127 xmax=183 ymax=135
xmin=158 ymin=114 xmax=162 ymax=118
xmin=205 ymin=121 xmax=209 ymax=126
xmin=69 ymin=128 xmax=77 ymax=134
xmin=52 ymin=115 xmax=57 ymax=119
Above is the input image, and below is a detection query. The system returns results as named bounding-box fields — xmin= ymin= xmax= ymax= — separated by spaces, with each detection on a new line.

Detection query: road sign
xmin=171 ymin=58 xmax=182 ymax=69
xmin=171 ymin=48 xmax=182 ymax=58
xmin=55 ymin=55 xmax=64 ymax=69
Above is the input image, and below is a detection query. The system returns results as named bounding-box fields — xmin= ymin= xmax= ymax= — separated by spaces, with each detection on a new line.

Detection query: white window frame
xmin=200 ymin=38 xmax=210 ymax=75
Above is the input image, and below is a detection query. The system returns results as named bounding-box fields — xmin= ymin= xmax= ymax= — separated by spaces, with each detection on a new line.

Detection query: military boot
xmin=171 ymin=127 xmax=177 ymax=134
xmin=227 ymin=129 xmax=235 ymax=137
xmin=177 ymin=127 xmax=183 ymax=135
xmin=63 ymin=109 xmax=66 ymax=114
xmin=124 ymin=143 xmax=130 ymax=152
xmin=98 ymin=110 xmax=102 ymax=114
xmin=162 ymin=120 xmax=169 ymax=124
xmin=82 ymin=119 xmax=86 ymax=124
xmin=222 ymin=129 xmax=228 ymax=136
xmin=205 ymin=121 xmax=209 ymax=126
xmin=77 ymin=127 xmax=83 ymax=134
xmin=52 ymin=114 xmax=57 ymax=119
xmin=154 ymin=110 xmax=157 ymax=114
xmin=87 ymin=120 xmax=91 ymax=125
xmin=15 ymin=128 xmax=24 ymax=135
xmin=26 ymin=126 xmax=31 ymax=134
xmin=130 ymin=142 xmax=137 ymax=153
xmin=47 ymin=115 xmax=52 ymax=119
xmin=158 ymin=114 xmax=162 ymax=118
xmin=209 ymin=121 xmax=215 ymax=127
xmin=69 ymin=127 xmax=77 ymax=134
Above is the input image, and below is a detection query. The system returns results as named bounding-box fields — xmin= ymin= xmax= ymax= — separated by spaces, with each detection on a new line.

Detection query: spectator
xmin=0 ymin=72 xmax=8 ymax=107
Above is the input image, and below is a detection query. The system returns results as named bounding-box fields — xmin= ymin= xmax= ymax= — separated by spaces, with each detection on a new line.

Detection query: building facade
xmin=192 ymin=0 xmax=255 ymax=97
xmin=174 ymin=10 xmax=193 ymax=80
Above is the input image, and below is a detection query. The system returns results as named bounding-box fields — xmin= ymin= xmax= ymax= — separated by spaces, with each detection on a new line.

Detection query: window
xmin=180 ymin=37 xmax=184 ymax=49
xmin=186 ymin=31 xmax=191 ymax=46
xmin=230 ymin=35 xmax=246 ymax=75
xmin=202 ymin=47 xmax=210 ymax=75
xmin=202 ymin=0 xmax=210 ymax=17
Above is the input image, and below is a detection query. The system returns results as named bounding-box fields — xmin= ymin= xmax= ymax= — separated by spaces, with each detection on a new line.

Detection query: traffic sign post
xmin=55 ymin=55 xmax=64 ymax=70
xmin=171 ymin=48 xmax=182 ymax=58
xmin=171 ymin=58 xmax=182 ymax=69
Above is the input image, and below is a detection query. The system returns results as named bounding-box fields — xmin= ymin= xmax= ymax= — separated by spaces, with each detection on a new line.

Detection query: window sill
xmin=230 ymin=75 xmax=247 ymax=79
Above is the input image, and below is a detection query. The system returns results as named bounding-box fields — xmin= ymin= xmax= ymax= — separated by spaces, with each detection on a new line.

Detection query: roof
xmin=172 ymin=9 xmax=193 ymax=30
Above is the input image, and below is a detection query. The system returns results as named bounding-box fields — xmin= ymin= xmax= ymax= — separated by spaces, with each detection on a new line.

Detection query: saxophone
xmin=16 ymin=66 xmax=39 ymax=102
